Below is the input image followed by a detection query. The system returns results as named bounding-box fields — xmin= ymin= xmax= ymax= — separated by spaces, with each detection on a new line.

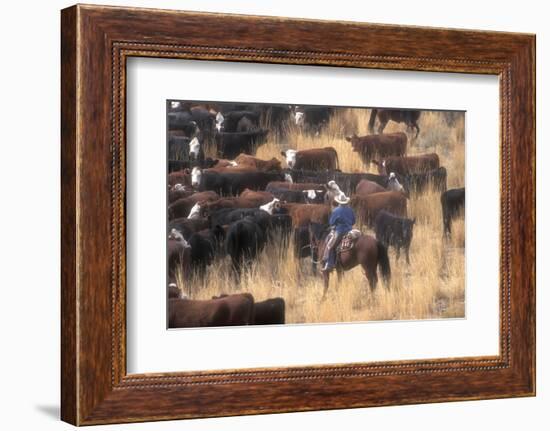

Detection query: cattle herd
xmin=166 ymin=101 xmax=466 ymax=328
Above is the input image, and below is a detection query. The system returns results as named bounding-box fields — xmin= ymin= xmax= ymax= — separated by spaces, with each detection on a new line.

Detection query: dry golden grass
xmin=179 ymin=108 xmax=465 ymax=323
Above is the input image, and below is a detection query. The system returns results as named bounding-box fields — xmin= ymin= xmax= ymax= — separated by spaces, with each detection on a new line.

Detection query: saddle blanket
xmin=337 ymin=229 xmax=362 ymax=253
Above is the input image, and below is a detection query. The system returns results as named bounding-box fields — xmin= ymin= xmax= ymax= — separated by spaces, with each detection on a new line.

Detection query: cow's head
xmin=189 ymin=137 xmax=200 ymax=160
xmin=302 ymin=189 xmax=325 ymax=204
xmin=187 ymin=202 xmax=202 ymax=220
xmin=268 ymin=158 xmax=282 ymax=171
xmin=191 ymin=167 xmax=202 ymax=188
xmin=281 ymin=149 xmax=298 ymax=169
xmin=294 ymin=111 xmax=305 ymax=126
xmin=173 ymin=183 xmax=184 ymax=191
xmin=170 ymin=101 xmax=181 ymax=110
xmin=371 ymin=160 xmax=387 ymax=175
xmin=260 ymin=198 xmax=281 ymax=215
xmin=387 ymin=172 xmax=404 ymax=191
xmin=345 ymin=133 xmax=358 ymax=143
xmin=215 ymin=112 xmax=224 ymax=132
xmin=284 ymin=173 xmax=293 ymax=183
xmin=168 ymin=229 xmax=190 ymax=249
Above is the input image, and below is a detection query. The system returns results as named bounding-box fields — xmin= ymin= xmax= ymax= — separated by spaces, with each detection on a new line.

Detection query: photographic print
xmin=167 ymin=101 xmax=465 ymax=328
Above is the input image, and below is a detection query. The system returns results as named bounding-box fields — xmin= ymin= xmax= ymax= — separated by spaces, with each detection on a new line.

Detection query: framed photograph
xmin=61 ymin=4 xmax=535 ymax=425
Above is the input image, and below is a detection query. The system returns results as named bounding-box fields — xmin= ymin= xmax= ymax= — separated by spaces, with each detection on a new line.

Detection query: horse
xmin=368 ymin=109 xmax=421 ymax=138
xmin=308 ymin=223 xmax=391 ymax=299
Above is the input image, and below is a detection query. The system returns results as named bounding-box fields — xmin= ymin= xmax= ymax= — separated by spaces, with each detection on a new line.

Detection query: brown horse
xmin=308 ymin=223 xmax=391 ymax=299
xmin=368 ymin=109 xmax=421 ymax=138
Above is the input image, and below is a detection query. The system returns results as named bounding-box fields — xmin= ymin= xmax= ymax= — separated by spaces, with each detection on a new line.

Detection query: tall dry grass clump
xmin=179 ymin=108 xmax=465 ymax=323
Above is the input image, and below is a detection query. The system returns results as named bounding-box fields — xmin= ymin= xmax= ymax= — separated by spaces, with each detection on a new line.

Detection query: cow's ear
xmin=345 ymin=136 xmax=351 ymax=142
xmin=280 ymin=151 xmax=286 ymax=157
xmin=371 ymin=160 xmax=379 ymax=166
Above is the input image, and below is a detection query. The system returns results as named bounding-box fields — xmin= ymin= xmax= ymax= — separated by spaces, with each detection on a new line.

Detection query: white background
xmin=0 ymin=0 xmax=546 ymax=430
xmin=127 ymin=59 xmax=499 ymax=373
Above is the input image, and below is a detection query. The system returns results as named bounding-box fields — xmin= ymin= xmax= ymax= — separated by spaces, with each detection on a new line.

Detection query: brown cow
xmin=351 ymin=191 xmax=407 ymax=226
xmin=345 ymin=132 xmax=407 ymax=164
xmin=281 ymin=203 xmax=331 ymax=227
xmin=266 ymin=181 xmax=325 ymax=191
xmin=168 ymin=185 xmax=194 ymax=204
xmin=253 ymin=297 xmax=286 ymax=325
xmin=168 ymin=293 xmax=255 ymax=328
xmin=355 ymin=179 xmax=387 ymax=197
xmin=168 ymin=191 xmax=219 ymax=220
xmin=239 ymin=188 xmax=275 ymax=203
xmin=212 ymin=159 xmax=236 ymax=168
xmin=234 ymin=154 xmax=282 ymax=171
xmin=168 ymin=169 xmax=191 ymax=187
xmin=373 ymin=153 xmax=440 ymax=176
xmin=280 ymin=147 xmax=339 ymax=170
xmin=205 ymin=164 xmax=259 ymax=173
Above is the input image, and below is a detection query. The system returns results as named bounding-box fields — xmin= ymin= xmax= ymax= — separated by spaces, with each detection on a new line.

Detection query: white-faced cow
xmin=280 ymin=147 xmax=339 ymax=171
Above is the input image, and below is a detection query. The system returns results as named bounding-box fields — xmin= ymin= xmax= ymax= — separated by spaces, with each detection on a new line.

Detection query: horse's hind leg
xmin=363 ymin=263 xmax=378 ymax=292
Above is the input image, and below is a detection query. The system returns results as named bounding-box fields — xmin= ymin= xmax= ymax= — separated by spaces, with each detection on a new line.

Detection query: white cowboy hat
xmin=334 ymin=192 xmax=350 ymax=205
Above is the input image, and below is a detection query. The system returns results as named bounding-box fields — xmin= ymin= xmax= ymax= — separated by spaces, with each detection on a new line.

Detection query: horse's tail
xmin=333 ymin=148 xmax=340 ymax=170
xmin=368 ymin=109 xmax=378 ymax=134
xmin=376 ymin=240 xmax=391 ymax=283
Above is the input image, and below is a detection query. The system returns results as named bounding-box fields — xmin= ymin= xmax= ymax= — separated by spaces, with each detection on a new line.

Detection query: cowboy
xmin=322 ymin=192 xmax=356 ymax=272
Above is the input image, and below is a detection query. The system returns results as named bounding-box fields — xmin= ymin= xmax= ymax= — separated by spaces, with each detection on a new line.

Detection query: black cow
xmin=286 ymin=170 xmax=388 ymax=195
xmin=253 ymin=298 xmax=286 ymax=325
xmin=168 ymin=136 xmax=190 ymax=160
xmin=168 ymin=106 xmax=214 ymax=136
xmin=293 ymin=106 xmax=333 ymax=133
xmin=191 ymin=168 xmax=285 ymax=195
xmin=168 ymin=217 xmax=210 ymax=240
xmin=266 ymin=186 xmax=325 ymax=204
xmin=188 ymin=225 xmax=226 ymax=273
xmin=441 ymin=187 xmax=465 ymax=236
xmin=261 ymin=105 xmax=292 ymax=135
xmin=221 ymin=110 xmax=261 ymax=132
xmin=215 ymin=129 xmax=269 ymax=158
xmin=225 ymin=217 xmax=268 ymax=275
xmin=209 ymin=208 xmax=291 ymax=242
xmin=168 ymin=283 xmax=181 ymax=299
xmin=210 ymin=208 xmax=271 ymax=231
xmin=374 ymin=210 xmax=415 ymax=264
xmin=403 ymin=167 xmax=448 ymax=194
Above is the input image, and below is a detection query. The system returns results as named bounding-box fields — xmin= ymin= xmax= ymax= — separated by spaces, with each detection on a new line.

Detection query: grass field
xmin=176 ymin=108 xmax=465 ymax=323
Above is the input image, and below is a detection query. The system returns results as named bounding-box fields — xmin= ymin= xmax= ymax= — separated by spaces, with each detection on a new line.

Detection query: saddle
xmin=336 ymin=229 xmax=362 ymax=253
